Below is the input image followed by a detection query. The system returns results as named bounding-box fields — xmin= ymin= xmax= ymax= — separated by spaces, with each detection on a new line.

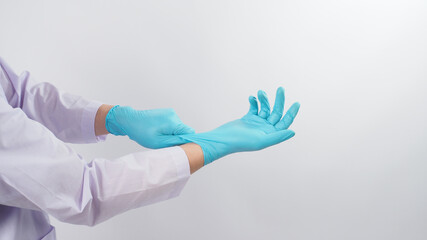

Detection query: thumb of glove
xmin=261 ymin=130 xmax=295 ymax=149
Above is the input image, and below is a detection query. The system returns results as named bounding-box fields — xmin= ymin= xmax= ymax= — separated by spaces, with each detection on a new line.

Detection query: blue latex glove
xmin=179 ymin=87 xmax=300 ymax=165
xmin=105 ymin=106 xmax=195 ymax=149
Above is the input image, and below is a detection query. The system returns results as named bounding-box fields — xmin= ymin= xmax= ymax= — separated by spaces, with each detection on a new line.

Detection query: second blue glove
xmin=178 ymin=87 xmax=300 ymax=165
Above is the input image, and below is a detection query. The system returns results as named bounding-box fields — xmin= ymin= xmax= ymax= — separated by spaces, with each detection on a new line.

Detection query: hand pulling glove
xmin=106 ymin=106 xmax=195 ymax=149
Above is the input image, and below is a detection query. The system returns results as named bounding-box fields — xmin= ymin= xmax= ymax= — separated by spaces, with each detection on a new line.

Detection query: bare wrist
xmin=95 ymin=104 xmax=114 ymax=136
xmin=180 ymin=143 xmax=204 ymax=174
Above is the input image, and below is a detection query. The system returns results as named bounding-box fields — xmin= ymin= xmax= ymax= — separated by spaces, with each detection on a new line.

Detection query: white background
xmin=1 ymin=0 xmax=427 ymax=239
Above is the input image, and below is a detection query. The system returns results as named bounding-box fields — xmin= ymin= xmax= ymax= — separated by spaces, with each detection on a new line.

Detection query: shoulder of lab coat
xmin=0 ymin=56 xmax=106 ymax=143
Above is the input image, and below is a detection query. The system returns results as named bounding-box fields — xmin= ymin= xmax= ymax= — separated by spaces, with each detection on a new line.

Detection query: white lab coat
xmin=0 ymin=57 xmax=190 ymax=240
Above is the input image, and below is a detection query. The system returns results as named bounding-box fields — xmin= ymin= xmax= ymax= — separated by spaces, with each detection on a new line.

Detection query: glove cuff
xmin=105 ymin=105 xmax=127 ymax=136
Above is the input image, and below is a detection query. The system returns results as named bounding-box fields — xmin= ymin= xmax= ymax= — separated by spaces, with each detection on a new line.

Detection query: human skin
xmin=94 ymin=104 xmax=204 ymax=174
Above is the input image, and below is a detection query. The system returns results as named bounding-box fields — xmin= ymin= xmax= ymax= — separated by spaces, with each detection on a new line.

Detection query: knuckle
xmin=284 ymin=114 xmax=293 ymax=123
xmin=165 ymin=108 xmax=177 ymax=116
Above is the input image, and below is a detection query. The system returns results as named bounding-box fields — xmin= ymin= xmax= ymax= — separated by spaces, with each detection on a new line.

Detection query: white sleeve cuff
xmin=168 ymin=146 xmax=191 ymax=198
xmin=81 ymin=100 xmax=106 ymax=143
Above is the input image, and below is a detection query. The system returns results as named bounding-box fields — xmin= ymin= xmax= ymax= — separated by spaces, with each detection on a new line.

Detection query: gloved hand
xmin=179 ymin=87 xmax=300 ymax=165
xmin=105 ymin=106 xmax=195 ymax=149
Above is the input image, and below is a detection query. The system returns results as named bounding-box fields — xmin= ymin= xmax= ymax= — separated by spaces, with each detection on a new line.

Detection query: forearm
xmin=0 ymin=100 xmax=191 ymax=226
xmin=0 ymin=57 xmax=106 ymax=143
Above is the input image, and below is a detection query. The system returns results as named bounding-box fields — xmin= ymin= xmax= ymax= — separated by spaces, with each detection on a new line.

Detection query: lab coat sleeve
xmin=0 ymin=56 xmax=104 ymax=144
xmin=0 ymin=100 xmax=191 ymax=226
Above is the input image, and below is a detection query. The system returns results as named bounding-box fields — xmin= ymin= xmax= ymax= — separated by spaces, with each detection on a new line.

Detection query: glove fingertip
xmin=291 ymin=102 xmax=301 ymax=114
xmin=284 ymin=130 xmax=295 ymax=140
xmin=184 ymin=126 xmax=196 ymax=134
